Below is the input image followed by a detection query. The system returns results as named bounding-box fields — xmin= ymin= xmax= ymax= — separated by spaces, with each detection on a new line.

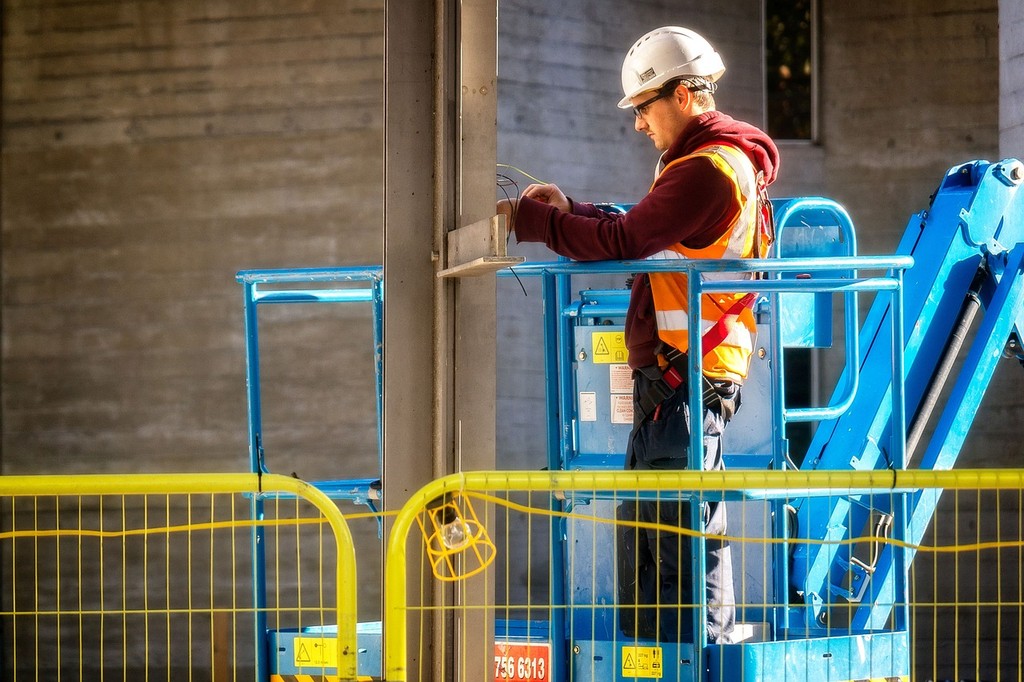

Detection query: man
xmin=498 ymin=26 xmax=779 ymax=644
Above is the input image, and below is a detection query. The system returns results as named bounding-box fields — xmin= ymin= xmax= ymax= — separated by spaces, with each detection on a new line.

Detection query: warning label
xmin=293 ymin=636 xmax=338 ymax=669
xmin=609 ymin=363 xmax=632 ymax=394
xmin=610 ymin=394 xmax=633 ymax=425
xmin=592 ymin=331 xmax=629 ymax=364
xmin=621 ymin=645 xmax=663 ymax=678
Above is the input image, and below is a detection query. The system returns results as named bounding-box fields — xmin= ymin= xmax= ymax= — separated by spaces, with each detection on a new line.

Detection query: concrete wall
xmin=1 ymin=3 xmax=387 ymax=640
xmin=822 ymin=1 xmax=1000 ymax=252
xmin=2 ymin=2 xmax=385 ymax=480
xmin=1002 ymin=0 xmax=1024 ymax=157
xmin=819 ymin=1 xmax=1023 ymax=471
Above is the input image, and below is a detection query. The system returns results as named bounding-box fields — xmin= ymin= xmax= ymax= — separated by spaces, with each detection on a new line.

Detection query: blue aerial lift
xmin=236 ymin=157 xmax=1023 ymax=681
xmin=235 ymin=267 xmax=385 ymax=681
xmin=498 ymin=157 xmax=1024 ymax=681
xmin=788 ymin=158 xmax=1024 ymax=640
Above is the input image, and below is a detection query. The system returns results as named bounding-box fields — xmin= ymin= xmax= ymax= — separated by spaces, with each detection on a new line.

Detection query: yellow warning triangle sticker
xmin=623 ymin=652 xmax=635 ymax=670
xmin=595 ymin=338 xmax=610 ymax=356
xmin=296 ymin=643 xmax=311 ymax=663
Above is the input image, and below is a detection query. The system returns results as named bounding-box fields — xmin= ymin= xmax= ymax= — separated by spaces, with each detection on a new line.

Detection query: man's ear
xmin=673 ymin=85 xmax=693 ymax=112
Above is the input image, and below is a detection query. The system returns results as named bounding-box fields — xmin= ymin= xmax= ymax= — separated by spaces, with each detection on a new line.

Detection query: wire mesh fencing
xmin=4 ymin=469 xmax=1022 ymax=681
xmin=384 ymin=469 xmax=1024 ymax=682
xmin=0 ymin=473 xmax=361 ymax=682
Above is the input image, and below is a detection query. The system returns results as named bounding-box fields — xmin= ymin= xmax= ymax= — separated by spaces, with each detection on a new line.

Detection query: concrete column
xmin=452 ymin=6 xmax=499 ymax=680
xmin=383 ymin=1 xmax=438 ymax=680
xmin=384 ymin=0 xmax=499 ymax=679
xmin=1001 ymin=0 xmax=1024 ymax=158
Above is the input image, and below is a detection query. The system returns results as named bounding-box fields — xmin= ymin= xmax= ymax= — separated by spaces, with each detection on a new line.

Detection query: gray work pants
xmin=617 ymin=367 xmax=737 ymax=644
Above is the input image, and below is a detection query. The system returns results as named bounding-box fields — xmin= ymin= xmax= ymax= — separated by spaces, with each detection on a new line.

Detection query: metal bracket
xmin=994 ymin=158 xmax=1024 ymax=187
xmin=436 ymin=214 xmax=525 ymax=277
xmin=828 ymin=511 xmax=892 ymax=604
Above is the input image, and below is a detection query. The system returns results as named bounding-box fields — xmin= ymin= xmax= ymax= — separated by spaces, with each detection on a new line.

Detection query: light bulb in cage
xmin=440 ymin=517 xmax=472 ymax=550
xmin=419 ymin=493 xmax=497 ymax=581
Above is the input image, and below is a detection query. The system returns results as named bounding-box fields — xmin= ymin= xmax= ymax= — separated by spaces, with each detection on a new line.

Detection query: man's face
xmin=631 ymin=85 xmax=689 ymax=151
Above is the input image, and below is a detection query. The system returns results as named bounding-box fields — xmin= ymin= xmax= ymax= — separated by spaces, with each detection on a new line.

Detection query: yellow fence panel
xmin=384 ymin=469 xmax=1024 ymax=682
xmin=0 ymin=473 xmax=360 ymax=681
xmin=6 ymin=468 xmax=1021 ymax=681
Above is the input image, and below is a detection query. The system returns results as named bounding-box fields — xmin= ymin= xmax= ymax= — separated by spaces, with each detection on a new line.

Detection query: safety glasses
xmin=631 ymin=80 xmax=683 ymax=119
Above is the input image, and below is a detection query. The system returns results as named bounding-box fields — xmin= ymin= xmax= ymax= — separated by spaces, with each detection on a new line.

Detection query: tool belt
xmin=636 ymin=346 xmax=740 ymax=423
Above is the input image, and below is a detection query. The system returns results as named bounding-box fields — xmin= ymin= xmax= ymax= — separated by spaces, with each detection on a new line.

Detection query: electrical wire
xmin=496 ymin=163 xmax=547 ymax=185
xmin=496 ymin=171 xmax=528 ymax=296
xmin=495 ymin=172 xmax=520 ymax=232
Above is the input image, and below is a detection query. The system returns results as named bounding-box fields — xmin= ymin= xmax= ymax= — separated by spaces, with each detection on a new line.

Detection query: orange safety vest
xmin=647 ymin=143 xmax=769 ymax=383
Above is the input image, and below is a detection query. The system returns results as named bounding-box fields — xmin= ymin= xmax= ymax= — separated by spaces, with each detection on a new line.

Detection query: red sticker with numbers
xmin=494 ymin=642 xmax=550 ymax=681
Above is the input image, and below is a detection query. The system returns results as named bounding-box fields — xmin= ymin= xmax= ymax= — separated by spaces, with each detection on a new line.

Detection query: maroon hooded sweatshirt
xmin=513 ymin=111 xmax=780 ymax=371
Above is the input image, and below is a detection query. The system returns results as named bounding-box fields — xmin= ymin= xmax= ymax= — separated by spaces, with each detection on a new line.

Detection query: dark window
xmin=765 ymin=0 xmax=815 ymax=140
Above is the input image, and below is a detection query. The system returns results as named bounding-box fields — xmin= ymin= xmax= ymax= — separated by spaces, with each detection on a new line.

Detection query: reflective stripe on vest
xmin=647 ymin=144 xmax=759 ymax=382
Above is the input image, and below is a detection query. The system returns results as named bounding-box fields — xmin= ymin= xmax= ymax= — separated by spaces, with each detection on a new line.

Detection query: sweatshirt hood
xmin=665 ymin=111 xmax=780 ymax=185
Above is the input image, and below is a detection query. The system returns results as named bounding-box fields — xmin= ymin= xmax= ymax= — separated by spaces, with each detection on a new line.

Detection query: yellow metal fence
xmin=0 ymin=473 xmax=359 ymax=681
xmin=4 ymin=469 xmax=1023 ymax=681
xmin=384 ymin=469 xmax=1024 ymax=682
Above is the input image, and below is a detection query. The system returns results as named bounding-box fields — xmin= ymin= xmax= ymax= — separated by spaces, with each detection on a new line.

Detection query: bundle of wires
xmin=495 ymin=163 xmax=546 ymax=296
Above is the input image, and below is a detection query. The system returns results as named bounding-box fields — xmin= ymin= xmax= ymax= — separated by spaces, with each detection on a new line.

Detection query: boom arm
xmin=789 ymin=159 xmax=1024 ymax=630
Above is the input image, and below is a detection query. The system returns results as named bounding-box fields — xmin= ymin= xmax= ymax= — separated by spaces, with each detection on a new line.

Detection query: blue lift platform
xmin=236 ymin=157 xmax=1024 ymax=681
xmin=498 ymin=157 xmax=1024 ymax=681
xmin=234 ymin=267 xmax=384 ymax=681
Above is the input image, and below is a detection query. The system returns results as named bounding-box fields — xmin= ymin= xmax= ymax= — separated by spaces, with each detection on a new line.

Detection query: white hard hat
xmin=617 ymin=26 xmax=726 ymax=109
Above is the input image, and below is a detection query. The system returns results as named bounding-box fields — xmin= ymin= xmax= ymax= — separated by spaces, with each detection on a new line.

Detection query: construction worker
xmin=498 ymin=26 xmax=779 ymax=644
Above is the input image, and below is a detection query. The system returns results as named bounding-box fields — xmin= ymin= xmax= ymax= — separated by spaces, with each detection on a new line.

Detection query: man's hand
xmin=523 ymin=183 xmax=570 ymax=212
xmin=496 ymin=183 xmax=568 ymax=234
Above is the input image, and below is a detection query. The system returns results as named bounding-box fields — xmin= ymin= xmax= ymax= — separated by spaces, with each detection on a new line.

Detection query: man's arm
xmin=508 ymin=157 xmax=737 ymax=261
xmin=496 ymin=183 xmax=616 ymax=233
